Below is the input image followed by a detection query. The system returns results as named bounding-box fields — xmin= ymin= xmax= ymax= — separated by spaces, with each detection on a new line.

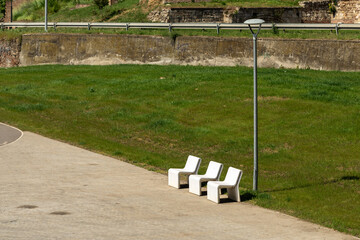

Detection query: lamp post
xmin=45 ymin=0 xmax=48 ymax=32
xmin=244 ymin=18 xmax=264 ymax=192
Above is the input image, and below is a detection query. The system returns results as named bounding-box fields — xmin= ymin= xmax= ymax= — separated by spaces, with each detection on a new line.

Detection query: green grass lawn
xmin=0 ymin=64 xmax=359 ymax=236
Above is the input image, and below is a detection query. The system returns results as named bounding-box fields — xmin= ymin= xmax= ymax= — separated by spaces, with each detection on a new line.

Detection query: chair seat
xmin=207 ymin=181 xmax=235 ymax=188
xmin=168 ymin=169 xmax=195 ymax=174
xmin=189 ymin=161 xmax=223 ymax=196
xmin=168 ymin=155 xmax=202 ymax=189
xmin=189 ymin=174 xmax=215 ymax=182
xmin=207 ymin=167 xmax=243 ymax=203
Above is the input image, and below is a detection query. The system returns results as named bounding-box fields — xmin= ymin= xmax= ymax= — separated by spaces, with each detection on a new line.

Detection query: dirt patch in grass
xmin=261 ymin=143 xmax=294 ymax=154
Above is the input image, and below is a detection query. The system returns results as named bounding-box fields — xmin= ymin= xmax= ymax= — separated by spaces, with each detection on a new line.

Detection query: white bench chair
xmin=189 ymin=161 xmax=223 ymax=196
xmin=207 ymin=167 xmax=243 ymax=203
xmin=168 ymin=155 xmax=202 ymax=189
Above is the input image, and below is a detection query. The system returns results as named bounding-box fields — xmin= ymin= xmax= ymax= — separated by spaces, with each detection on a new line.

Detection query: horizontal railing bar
xmin=2 ymin=22 xmax=360 ymax=31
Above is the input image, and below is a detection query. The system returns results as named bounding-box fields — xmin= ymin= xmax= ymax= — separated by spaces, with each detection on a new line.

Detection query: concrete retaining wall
xmin=1 ymin=33 xmax=358 ymax=71
xmin=20 ymin=34 xmax=174 ymax=66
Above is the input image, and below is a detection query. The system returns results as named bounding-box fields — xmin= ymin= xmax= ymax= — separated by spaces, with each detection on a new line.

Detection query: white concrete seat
xmin=207 ymin=167 xmax=243 ymax=203
xmin=168 ymin=155 xmax=201 ymax=189
xmin=189 ymin=161 xmax=223 ymax=196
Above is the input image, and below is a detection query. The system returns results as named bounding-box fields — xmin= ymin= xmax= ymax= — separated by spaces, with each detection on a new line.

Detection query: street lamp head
xmin=244 ymin=19 xmax=265 ymax=25
xmin=244 ymin=19 xmax=265 ymax=37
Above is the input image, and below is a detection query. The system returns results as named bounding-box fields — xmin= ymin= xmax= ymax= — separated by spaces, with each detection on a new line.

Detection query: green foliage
xmin=0 ymin=0 xmax=5 ymax=19
xmin=272 ymin=23 xmax=279 ymax=35
xmin=0 ymin=64 xmax=359 ymax=237
xmin=13 ymin=0 xmax=61 ymax=21
xmin=93 ymin=0 xmax=108 ymax=9
xmin=329 ymin=4 xmax=336 ymax=14
xmin=11 ymin=0 xmax=144 ymax=22
xmin=170 ymin=32 xmax=180 ymax=42
xmin=0 ymin=31 xmax=22 ymax=41
xmin=97 ymin=6 xmax=121 ymax=21
xmin=329 ymin=0 xmax=337 ymax=15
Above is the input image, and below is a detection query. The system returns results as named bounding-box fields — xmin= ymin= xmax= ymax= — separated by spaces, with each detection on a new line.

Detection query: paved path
xmin=0 ymin=126 xmax=358 ymax=239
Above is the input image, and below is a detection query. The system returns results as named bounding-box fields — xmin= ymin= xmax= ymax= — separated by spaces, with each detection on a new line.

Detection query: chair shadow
xmin=240 ymin=191 xmax=257 ymax=202
xmin=219 ymin=198 xmax=238 ymax=203
xmin=201 ymin=190 xmax=207 ymax=195
xmin=179 ymin=183 xmax=189 ymax=189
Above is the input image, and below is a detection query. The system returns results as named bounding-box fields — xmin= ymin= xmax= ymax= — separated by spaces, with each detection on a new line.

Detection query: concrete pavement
xmin=0 ymin=125 xmax=358 ymax=239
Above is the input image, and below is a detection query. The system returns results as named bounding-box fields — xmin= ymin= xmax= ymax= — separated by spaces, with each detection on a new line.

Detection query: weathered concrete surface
xmin=0 ymin=127 xmax=359 ymax=239
xmin=0 ymin=123 xmax=22 ymax=146
xmin=175 ymin=36 xmax=360 ymax=71
xmin=20 ymin=34 xmax=174 ymax=66
xmin=19 ymin=33 xmax=360 ymax=71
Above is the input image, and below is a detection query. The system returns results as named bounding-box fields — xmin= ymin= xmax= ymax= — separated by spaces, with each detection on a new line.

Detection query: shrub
xmin=0 ymin=0 xmax=5 ymax=19
xmin=329 ymin=0 xmax=337 ymax=16
xmin=272 ymin=23 xmax=279 ymax=35
xmin=94 ymin=0 xmax=108 ymax=9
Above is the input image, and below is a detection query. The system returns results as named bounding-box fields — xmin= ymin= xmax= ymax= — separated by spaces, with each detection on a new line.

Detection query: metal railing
xmin=1 ymin=22 xmax=360 ymax=34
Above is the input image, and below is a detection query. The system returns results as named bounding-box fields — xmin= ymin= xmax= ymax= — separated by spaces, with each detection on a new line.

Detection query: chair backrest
xmin=224 ymin=167 xmax=243 ymax=186
xmin=184 ymin=155 xmax=201 ymax=173
xmin=205 ymin=161 xmax=223 ymax=179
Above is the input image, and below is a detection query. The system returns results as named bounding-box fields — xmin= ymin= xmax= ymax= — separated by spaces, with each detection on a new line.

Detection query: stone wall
xmin=148 ymin=4 xmax=332 ymax=23
xmin=168 ymin=8 xmax=224 ymax=23
xmin=332 ymin=0 xmax=360 ymax=23
xmin=299 ymin=0 xmax=331 ymax=23
xmin=164 ymin=0 xmax=211 ymax=3
xmin=0 ymin=37 xmax=21 ymax=67
xmin=231 ymin=8 xmax=302 ymax=23
xmin=17 ymin=33 xmax=360 ymax=71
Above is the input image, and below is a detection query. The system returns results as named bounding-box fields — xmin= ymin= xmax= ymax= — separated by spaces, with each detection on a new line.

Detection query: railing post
xmin=336 ymin=23 xmax=341 ymax=35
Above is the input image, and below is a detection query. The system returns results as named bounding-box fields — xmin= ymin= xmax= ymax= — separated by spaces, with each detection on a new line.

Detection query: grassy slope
xmin=13 ymin=0 xmax=147 ymax=22
xmin=0 ymin=64 xmax=359 ymax=236
xmin=47 ymin=0 xmax=147 ymax=22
